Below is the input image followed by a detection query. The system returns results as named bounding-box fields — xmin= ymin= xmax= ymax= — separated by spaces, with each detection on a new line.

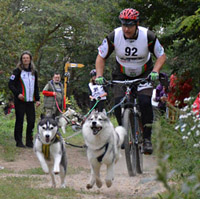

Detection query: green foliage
xmin=1 ymin=0 xmax=200 ymax=107
xmin=154 ymin=98 xmax=200 ymax=198
xmin=0 ymin=108 xmax=17 ymax=161
xmin=0 ymin=0 xmax=24 ymax=94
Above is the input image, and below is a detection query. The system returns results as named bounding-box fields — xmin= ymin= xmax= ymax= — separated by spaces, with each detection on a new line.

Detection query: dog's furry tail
xmin=115 ymin=126 xmax=127 ymax=146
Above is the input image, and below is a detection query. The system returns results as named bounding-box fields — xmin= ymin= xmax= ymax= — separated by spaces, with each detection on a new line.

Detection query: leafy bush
xmin=154 ymin=97 xmax=200 ymax=198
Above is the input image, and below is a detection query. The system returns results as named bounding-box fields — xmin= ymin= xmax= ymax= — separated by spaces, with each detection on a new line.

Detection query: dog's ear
xmin=102 ymin=109 xmax=107 ymax=115
xmin=91 ymin=109 xmax=96 ymax=114
xmin=40 ymin=113 xmax=45 ymax=119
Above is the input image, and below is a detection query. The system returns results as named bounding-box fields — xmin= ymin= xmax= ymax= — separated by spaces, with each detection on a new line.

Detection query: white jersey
xmin=98 ymin=26 xmax=164 ymax=77
xmin=88 ymin=83 xmax=106 ymax=100
xmin=20 ymin=70 xmax=35 ymax=102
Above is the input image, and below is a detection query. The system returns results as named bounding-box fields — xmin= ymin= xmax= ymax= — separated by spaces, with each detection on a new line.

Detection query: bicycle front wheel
xmin=122 ymin=108 xmax=137 ymax=176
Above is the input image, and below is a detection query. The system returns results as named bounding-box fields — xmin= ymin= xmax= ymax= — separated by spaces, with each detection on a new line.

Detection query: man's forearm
xmin=95 ymin=55 xmax=106 ymax=77
xmin=153 ymin=53 xmax=166 ymax=73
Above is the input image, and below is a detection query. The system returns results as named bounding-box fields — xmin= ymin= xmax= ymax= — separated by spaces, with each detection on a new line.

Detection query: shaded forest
xmin=0 ymin=0 xmax=199 ymax=111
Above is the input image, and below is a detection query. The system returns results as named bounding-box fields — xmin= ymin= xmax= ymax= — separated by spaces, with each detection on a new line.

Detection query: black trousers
xmin=90 ymin=100 xmax=106 ymax=112
xmin=114 ymin=94 xmax=153 ymax=140
xmin=14 ymin=100 xmax=35 ymax=145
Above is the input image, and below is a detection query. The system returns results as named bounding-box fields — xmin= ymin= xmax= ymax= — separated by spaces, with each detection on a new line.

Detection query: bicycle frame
xmin=120 ymin=83 xmax=141 ymax=145
xmin=106 ymin=78 xmax=150 ymax=176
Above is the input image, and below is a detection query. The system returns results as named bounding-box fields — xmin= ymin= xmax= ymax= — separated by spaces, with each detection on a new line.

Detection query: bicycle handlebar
xmin=104 ymin=77 xmax=151 ymax=87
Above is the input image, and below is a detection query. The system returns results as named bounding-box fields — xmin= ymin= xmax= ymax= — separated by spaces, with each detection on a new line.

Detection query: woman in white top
xmin=88 ymin=69 xmax=107 ymax=112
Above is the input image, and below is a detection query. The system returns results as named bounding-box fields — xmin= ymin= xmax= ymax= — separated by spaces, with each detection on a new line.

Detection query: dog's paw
xmin=96 ymin=179 xmax=103 ymax=188
xmin=105 ymin=179 xmax=112 ymax=188
xmin=86 ymin=183 xmax=93 ymax=189
xmin=42 ymin=166 xmax=49 ymax=174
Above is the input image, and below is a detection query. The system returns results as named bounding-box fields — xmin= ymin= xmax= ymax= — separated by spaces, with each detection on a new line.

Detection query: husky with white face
xmin=82 ymin=110 xmax=126 ymax=189
xmin=34 ymin=116 xmax=67 ymax=188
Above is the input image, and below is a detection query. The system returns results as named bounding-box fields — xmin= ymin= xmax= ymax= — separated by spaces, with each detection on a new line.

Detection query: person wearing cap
xmin=88 ymin=69 xmax=107 ymax=112
xmin=8 ymin=51 xmax=40 ymax=148
xmin=95 ymin=8 xmax=166 ymax=154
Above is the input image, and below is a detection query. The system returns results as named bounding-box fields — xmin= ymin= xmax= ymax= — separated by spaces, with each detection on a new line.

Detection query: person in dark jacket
xmin=9 ymin=51 xmax=40 ymax=148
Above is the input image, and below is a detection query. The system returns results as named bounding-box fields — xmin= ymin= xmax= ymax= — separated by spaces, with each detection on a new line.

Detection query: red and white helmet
xmin=119 ymin=8 xmax=139 ymax=25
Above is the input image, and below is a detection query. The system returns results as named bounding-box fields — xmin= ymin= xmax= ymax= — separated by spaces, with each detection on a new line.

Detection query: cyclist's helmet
xmin=90 ymin=69 xmax=96 ymax=77
xmin=119 ymin=8 xmax=139 ymax=26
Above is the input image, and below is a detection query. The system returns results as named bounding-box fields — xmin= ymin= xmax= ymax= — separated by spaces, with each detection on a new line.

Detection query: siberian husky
xmin=56 ymin=107 xmax=81 ymax=134
xmin=34 ymin=116 xmax=67 ymax=188
xmin=82 ymin=110 xmax=126 ymax=189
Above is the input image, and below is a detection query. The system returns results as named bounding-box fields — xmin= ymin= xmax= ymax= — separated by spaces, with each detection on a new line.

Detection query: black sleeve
xmin=104 ymin=31 xmax=115 ymax=59
xmin=8 ymin=68 xmax=21 ymax=98
xmin=34 ymin=71 xmax=40 ymax=101
xmin=147 ymin=30 xmax=157 ymax=56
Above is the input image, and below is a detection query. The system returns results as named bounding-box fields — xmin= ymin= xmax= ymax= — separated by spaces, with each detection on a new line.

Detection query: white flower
xmin=181 ymin=128 xmax=185 ymax=132
xmin=184 ymin=97 xmax=191 ymax=103
xmin=195 ymin=130 xmax=200 ymax=137
xmin=181 ymin=124 xmax=187 ymax=128
xmin=175 ymin=125 xmax=180 ymax=130
xmin=193 ymin=143 xmax=200 ymax=148
xmin=187 ymin=132 xmax=191 ymax=136
xmin=182 ymin=136 xmax=188 ymax=140
xmin=191 ymin=126 xmax=196 ymax=131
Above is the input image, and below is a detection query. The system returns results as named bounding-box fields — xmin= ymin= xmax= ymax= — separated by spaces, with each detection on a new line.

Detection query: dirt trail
xmin=0 ymin=146 xmax=165 ymax=199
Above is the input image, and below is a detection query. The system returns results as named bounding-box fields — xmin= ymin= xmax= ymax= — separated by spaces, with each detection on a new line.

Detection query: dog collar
xmin=96 ymin=142 xmax=109 ymax=162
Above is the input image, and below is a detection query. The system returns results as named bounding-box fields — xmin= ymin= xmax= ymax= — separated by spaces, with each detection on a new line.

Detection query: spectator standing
xmin=42 ymin=72 xmax=66 ymax=117
xmin=9 ymin=51 xmax=40 ymax=148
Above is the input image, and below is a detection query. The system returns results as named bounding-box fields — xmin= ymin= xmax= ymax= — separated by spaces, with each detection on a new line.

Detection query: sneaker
xmin=143 ymin=139 xmax=153 ymax=155
xmin=16 ymin=142 xmax=26 ymax=148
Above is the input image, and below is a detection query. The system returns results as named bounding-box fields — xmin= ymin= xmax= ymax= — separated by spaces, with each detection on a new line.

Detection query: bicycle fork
xmin=132 ymin=98 xmax=140 ymax=145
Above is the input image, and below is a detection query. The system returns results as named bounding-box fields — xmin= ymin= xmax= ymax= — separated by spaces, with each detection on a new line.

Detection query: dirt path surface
xmin=0 ymin=146 xmax=165 ymax=199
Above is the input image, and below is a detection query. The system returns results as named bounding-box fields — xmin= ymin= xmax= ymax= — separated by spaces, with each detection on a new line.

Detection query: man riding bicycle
xmin=95 ymin=8 xmax=166 ymax=154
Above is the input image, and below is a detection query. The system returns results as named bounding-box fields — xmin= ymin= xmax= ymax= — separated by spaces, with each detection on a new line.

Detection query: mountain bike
xmin=106 ymin=78 xmax=151 ymax=176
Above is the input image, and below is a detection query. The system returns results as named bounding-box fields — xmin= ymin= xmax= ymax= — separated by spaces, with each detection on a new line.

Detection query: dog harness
xmin=96 ymin=142 xmax=109 ymax=162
